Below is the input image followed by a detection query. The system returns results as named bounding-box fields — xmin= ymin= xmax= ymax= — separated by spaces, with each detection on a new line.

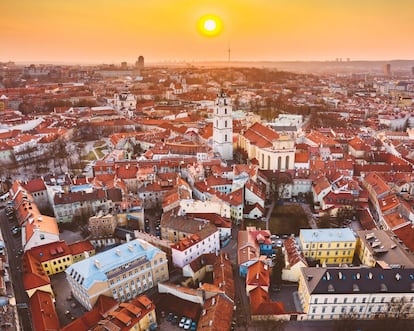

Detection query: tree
xmin=269 ymin=172 xmax=293 ymax=202
xmin=271 ymin=247 xmax=285 ymax=289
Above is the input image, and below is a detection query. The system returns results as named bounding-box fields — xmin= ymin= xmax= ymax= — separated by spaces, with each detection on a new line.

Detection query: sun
xmin=197 ymin=14 xmax=223 ymax=37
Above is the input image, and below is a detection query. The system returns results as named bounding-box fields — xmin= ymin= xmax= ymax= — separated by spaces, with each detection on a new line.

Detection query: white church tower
xmin=213 ymin=90 xmax=233 ymax=160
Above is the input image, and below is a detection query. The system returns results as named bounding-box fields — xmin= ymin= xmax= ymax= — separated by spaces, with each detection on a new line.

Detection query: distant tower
xmin=213 ymin=90 xmax=233 ymax=160
xmin=384 ymin=63 xmax=391 ymax=76
xmin=136 ymin=56 xmax=144 ymax=70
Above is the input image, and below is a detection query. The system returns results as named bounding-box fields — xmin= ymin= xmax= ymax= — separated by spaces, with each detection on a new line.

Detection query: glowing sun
xmin=197 ymin=14 xmax=223 ymax=37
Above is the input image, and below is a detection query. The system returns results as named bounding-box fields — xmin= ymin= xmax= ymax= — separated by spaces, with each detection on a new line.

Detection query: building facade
xmin=66 ymin=239 xmax=169 ymax=310
xmin=299 ymin=228 xmax=356 ymax=265
xmin=298 ymin=267 xmax=414 ymax=321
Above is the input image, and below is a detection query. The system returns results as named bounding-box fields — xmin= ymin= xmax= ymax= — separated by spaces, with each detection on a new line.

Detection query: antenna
xmin=227 ymin=41 xmax=231 ymax=62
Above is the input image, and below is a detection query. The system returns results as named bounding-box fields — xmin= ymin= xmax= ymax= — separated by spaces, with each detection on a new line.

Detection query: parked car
xmin=11 ymin=226 xmax=21 ymax=235
xmin=190 ymin=321 xmax=197 ymax=331
xmin=166 ymin=313 xmax=174 ymax=322
xmin=171 ymin=315 xmax=179 ymax=325
xmin=179 ymin=316 xmax=187 ymax=328
xmin=183 ymin=318 xmax=192 ymax=330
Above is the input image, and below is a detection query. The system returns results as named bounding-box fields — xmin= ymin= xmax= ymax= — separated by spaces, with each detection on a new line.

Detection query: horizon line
xmin=3 ymin=58 xmax=414 ymax=66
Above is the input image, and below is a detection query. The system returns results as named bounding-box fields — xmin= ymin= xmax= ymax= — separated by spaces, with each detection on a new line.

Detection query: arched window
xmin=286 ymin=155 xmax=290 ymax=169
xmin=225 ymin=120 xmax=227 ymax=128
xmin=278 ymin=156 xmax=282 ymax=170
xmin=224 ymin=108 xmax=227 ymax=114
xmin=268 ymin=155 xmax=271 ymax=169
xmin=225 ymin=134 xmax=227 ymax=142
xmin=262 ymin=154 xmax=265 ymax=168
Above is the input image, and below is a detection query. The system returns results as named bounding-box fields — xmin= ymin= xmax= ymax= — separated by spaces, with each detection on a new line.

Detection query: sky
xmin=2 ymin=0 xmax=414 ymax=64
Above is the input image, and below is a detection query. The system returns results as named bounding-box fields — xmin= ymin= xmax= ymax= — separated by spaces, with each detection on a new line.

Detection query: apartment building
xmin=171 ymin=224 xmax=220 ymax=268
xmin=298 ymin=267 xmax=414 ymax=320
xmin=66 ymin=239 xmax=169 ymax=310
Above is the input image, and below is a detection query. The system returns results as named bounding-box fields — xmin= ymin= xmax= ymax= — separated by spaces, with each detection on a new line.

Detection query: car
xmin=171 ymin=315 xmax=179 ymax=325
xmin=12 ymin=227 xmax=21 ymax=235
xmin=190 ymin=321 xmax=197 ymax=331
xmin=179 ymin=316 xmax=187 ymax=328
xmin=166 ymin=313 xmax=174 ymax=322
xmin=183 ymin=318 xmax=192 ymax=330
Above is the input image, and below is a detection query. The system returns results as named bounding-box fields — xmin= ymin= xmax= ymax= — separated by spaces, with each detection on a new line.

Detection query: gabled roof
xmin=30 ymin=291 xmax=60 ymax=331
xmin=246 ymin=260 xmax=270 ymax=288
xmin=197 ymin=294 xmax=233 ymax=331
xmin=69 ymin=240 xmax=95 ymax=255
xmin=26 ymin=241 xmax=70 ymax=263
xmin=243 ymin=122 xmax=280 ymax=148
xmin=249 ymin=286 xmax=286 ymax=315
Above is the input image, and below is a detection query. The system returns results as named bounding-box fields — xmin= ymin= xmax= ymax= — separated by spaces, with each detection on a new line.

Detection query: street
xmin=0 ymin=210 xmax=32 ymax=331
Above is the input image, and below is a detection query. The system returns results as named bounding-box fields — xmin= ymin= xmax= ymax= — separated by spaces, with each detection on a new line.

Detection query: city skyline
xmin=2 ymin=0 xmax=414 ymax=64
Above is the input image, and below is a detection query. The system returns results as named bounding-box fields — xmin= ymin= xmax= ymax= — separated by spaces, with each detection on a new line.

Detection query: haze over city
xmin=2 ymin=0 xmax=414 ymax=64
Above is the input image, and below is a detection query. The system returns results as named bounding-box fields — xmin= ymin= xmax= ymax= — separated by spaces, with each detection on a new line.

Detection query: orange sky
xmin=2 ymin=0 xmax=414 ymax=63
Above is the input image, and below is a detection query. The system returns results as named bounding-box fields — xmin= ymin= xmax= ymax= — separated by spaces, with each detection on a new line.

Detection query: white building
xmin=238 ymin=122 xmax=295 ymax=171
xmin=171 ymin=225 xmax=220 ymax=268
xmin=213 ymin=90 xmax=233 ymax=160
xmin=178 ymin=199 xmax=231 ymax=218
xmin=113 ymin=91 xmax=137 ymax=118
xmin=298 ymin=267 xmax=414 ymax=320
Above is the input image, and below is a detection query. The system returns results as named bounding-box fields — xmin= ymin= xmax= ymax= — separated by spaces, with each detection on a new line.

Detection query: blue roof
xmin=300 ymin=228 xmax=355 ymax=243
xmin=70 ymin=184 xmax=93 ymax=192
xmin=65 ymin=239 xmax=162 ymax=290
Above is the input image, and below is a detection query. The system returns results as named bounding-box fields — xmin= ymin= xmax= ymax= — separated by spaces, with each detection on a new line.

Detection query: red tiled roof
xmin=30 ymin=291 xmax=60 ymax=331
xmin=393 ymin=225 xmax=414 ymax=253
xmin=249 ymin=287 xmax=286 ymax=315
xmin=246 ymin=260 xmax=270 ymax=288
xmin=22 ymin=178 xmax=46 ymax=192
xmin=243 ymin=122 xmax=280 ymax=148
xmin=69 ymin=240 xmax=95 ymax=255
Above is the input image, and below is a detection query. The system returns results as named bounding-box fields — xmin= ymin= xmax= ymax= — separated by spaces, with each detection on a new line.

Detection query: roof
xmin=393 ymin=224 xmax=414 ymax=253
xmin=363 ymin=172 xmax=391 ymax=197
xmin=284 ymin=237 xmax=307 ymax=267
xmin=22 ymin=252 xmax=51 ymax=291
xmin=212 ymin=253 xmax=235 ymax=302
xmin=54 ymin=189 xmax=106 ymax=205
xmin=242 ymin=122 xmax=280 ymax=148
xmin=197 ymin=295 xmax=233 ymax=331
xmin=249 ymin=287 xmax=286 ymax=315
xmin=65 ymin=239 xmax=163 ymax=290
xmin=26 ymin=241 xmax=70 ymax=263
xmin=301 ymin=267 xmax=414 ymax=295
xmin=30 ymin=290 xmax=60 ymax=331
xmin=22 ymin=178 xmax=46 ymax=192
xmin=69 ymin=240 xmax=95 ymax=255
xmin=356 ymin=230 xmax=414 ymax=268
xmin=300 ymin=228 xmax=356 ymax=243
xmin=60 ymin=295 xmax=119 ymax=331
xmin=246 ymin=260 xmax=270 ymax=288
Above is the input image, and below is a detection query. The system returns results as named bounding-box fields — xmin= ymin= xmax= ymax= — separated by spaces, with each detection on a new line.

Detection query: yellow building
xmin=25 ymin=240 xmax=95 ymax=276
xmin=299 ymin=228 xmax=356 ymax=265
